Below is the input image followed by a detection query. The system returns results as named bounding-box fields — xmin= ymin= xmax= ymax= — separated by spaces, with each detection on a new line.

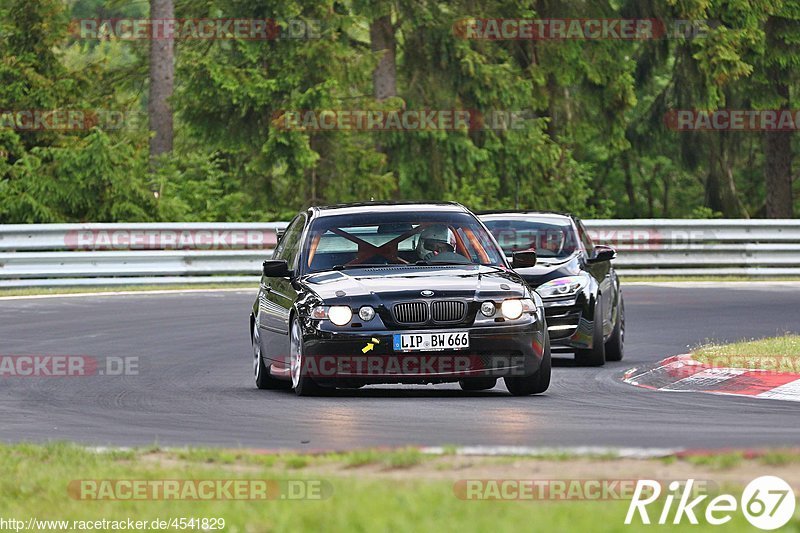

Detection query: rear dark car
xmin=250 ymin=202 xmax=550 ymax=396
xmin=481 ymin=212 xmax=624 ymax=366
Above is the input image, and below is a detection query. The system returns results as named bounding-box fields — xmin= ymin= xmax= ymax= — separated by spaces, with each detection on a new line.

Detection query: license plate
xmin=393 ymin=332 xmax=469 ymax=352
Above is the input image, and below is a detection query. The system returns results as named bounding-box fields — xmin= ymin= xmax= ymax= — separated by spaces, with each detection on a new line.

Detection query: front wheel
xmin=504 ymin=335 xmax=551 ymax=396
xmin=575 ymin=297 xmax=606 ymax=367
xmin=604 ymin=295 xmax=625 ymax=362
xmin=290 ymin=319 xmax=325 ymax=396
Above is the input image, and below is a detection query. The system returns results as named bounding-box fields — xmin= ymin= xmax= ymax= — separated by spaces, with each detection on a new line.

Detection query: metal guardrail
xmin=583 ymin=219 xmax=800 ymax=277
xmin=0 ymin=220 xmax=798 ymax=287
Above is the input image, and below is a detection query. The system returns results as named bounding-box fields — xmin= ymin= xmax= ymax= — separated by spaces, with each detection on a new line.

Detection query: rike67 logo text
xmin=626 ymin=476 xmax=796 ymax=530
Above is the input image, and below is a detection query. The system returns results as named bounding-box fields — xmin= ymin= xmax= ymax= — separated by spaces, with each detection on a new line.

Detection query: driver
xmin=539 ymin=229 xmax=565 ymax=255
xmin=416 ymin=225 xmax=465 ymax=262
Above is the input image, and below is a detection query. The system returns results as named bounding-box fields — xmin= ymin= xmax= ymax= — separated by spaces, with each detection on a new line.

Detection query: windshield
xmin=302 ymin=211 xmax=505 ymax=274
xmin=483 ymin=217 xmax=579 ymax=260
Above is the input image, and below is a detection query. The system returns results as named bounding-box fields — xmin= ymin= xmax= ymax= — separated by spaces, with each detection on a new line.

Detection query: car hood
xmin=301 ymin=265 xmax=527 ymax=304
xmin=512 ymin=254 xmax=584 ymax=289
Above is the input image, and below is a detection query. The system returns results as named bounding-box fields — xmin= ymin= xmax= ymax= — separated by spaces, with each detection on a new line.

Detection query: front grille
xmin=393 ymin=300 xmax=468 ymax=324
xmin=393 ymin=302 xmax=428 ymax=324
xmin=431 ymin=300 xmax=466 ymax=322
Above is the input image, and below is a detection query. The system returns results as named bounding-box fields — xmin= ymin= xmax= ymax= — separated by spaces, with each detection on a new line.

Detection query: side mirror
xmin=511 ymin=250 xmax=537 ymax=269
xmin=587 ymin=245 xmax=616 ymax=264
xmin=263 ymin=259 xmax=292 ymax=278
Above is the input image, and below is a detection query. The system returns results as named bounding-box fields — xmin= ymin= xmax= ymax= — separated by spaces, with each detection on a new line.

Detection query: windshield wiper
xmin=332 ymin=263 xmax=403 ymax=270
xmin=332 ymin=261 xmax=473 ymax=270
xmin=413 ymin=260 xmax=473 ymax=266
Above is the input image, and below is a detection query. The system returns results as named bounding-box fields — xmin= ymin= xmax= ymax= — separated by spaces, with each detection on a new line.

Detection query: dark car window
xmin=273 ymin=215 xmax=306 ymax=269
xmin=483 ymin=217 xmax=579 ymax=260
xmin=302 ymin=211 xmax=504 ymax=274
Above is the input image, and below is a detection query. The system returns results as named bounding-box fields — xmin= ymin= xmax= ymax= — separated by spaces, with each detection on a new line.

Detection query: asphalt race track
xmin=1 ymin=283 xmax=799 ymax=450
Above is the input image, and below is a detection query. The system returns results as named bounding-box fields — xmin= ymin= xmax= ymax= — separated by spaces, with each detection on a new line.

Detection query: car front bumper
xmin=300 ymin=319 xmax=546 ymax=383
xmin=541 ymin=294 xmax=595 ymax=350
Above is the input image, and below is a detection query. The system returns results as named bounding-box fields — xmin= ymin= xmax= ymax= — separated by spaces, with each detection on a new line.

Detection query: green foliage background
xmin=1 ymin=0 xmax=799 ymax=222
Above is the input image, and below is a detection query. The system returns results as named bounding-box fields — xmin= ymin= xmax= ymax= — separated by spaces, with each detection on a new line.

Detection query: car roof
xmin=310 ymin=201 xmax=469 ymax=218
xmin=479 ymin=211 xmax=575 ymax=223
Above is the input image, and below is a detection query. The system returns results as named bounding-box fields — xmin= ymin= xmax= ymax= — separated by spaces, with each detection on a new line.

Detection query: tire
xmin=504 ymin=335 xmax=551 ymax=396
xmin=604 ymin=295 xmax=625 ymax=362
xmin=253 ymin=322 xmax=290 ymax=390
xmin=459 ymin=378 xmax=497 ymax=391
xmin=575 ymin=297 xmax=606 ymax=367
xmin=289 ymin=319 xmax=325 ymax=396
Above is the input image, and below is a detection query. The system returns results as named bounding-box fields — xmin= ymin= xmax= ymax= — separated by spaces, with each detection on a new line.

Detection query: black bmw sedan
xmin=250 ymin=202 xmax=550 ymax=396
xmin=481 ymin=212 xmax=624 ymax=366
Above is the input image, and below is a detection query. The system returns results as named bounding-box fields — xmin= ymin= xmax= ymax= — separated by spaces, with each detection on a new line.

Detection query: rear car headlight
xmin=536 ymin=276 xmax=589 ymax=299
xmin=500 ymin=298 xmax=536 ymax=320
xmin=311 ymin=305 xmax=353 ymax=326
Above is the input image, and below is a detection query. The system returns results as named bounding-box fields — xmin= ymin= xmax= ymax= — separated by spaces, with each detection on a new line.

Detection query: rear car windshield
xmin=303 ymin=211 xmax=505 ymax=274
xmin=483 ymin=217 xmax=579 ymax=260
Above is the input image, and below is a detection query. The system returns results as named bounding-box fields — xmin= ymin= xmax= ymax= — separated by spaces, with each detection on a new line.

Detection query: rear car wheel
xmin=253 ymin=322 xmax=290 ymax=390
xmin=575 ymin=298 xmax=606 ymax=366
xmin=604 ymin=296 xmax=625 ymax=362
xmin=290 ymin=319 xmax=325 ymax=396
xmin=504 ymin=335 xmax=551 ymax=396
xmin=459 ymin=378 xmax=497 ymax=391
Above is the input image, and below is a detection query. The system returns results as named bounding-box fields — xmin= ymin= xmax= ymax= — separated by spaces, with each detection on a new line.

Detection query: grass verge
xmin=2 ymin=444 xmax=799 ymax=532
xmin=693 ymin=334 xmax=800 ymax=370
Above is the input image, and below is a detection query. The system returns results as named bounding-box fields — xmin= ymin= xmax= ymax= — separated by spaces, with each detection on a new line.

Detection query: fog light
xmin=358 ymin=306 xmax=376 ymax=322
xmin=480 ymin=301 xmax=496 ymax=317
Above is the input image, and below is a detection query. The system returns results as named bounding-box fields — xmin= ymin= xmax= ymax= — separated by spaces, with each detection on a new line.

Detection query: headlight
xmin=328 ymin=306 xmax=353 ymax=326
xmin=536 ymin=276 xmax=589 ymax=299
xmin=480 ymin=301 xmax=496 ymax=317
xmin=311 ymin=305 xmax=353 ymax=326
xmin=500 ymin=298 xmax=535 ymax=320
xmin=358 ymin=306 xmax=376 ymax=322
